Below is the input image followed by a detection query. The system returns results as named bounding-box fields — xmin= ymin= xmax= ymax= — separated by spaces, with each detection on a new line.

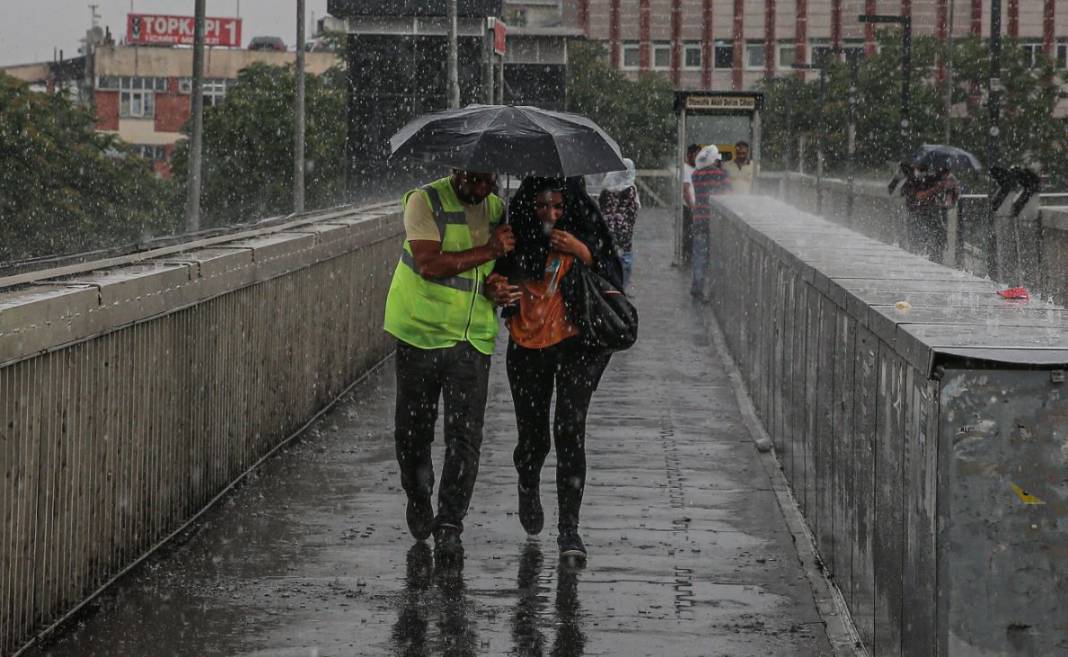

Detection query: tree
xmin=171 ymin=63 xmax=348 ymax=228
xmin=566 ymin=41 xmax=676 ymax=168
xmin=759 ymin=34 xmax=1068 ymax=189
xmin=0 ymin=73 xmax=178 ymax=263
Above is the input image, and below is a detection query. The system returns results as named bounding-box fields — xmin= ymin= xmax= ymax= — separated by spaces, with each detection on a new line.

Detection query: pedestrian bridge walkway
xmin=5 ymin=196 xmax=1068 ymax=657
xmin=8 ymin=210 xmax=836 ymax=657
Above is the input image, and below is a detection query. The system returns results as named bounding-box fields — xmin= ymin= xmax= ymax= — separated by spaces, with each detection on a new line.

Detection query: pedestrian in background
xmin=383 ymin=169 xmax=519 ymax=567
xmin=690 ymin=145 xmax=731 ymax=301
xmin=726 ymin=140 xmax=758 ymax=194
xmin=598 ymin=158 xmax=642 ymax=291
xmin=902 ymin=164 xmax=960 ymax=263
xmin=495 ymin=176 xmax=623 ymax=562
xmin=681 ymin=144 xmax=701 ymax=264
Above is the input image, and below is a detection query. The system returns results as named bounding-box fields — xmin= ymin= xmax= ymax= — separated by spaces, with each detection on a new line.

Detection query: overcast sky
xmin=0 ymin=0 xmax=329 ymax=67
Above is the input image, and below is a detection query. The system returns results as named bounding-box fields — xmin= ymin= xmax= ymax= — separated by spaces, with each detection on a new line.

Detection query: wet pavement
xmin=24 ymin=211 xmax=834 ymax=657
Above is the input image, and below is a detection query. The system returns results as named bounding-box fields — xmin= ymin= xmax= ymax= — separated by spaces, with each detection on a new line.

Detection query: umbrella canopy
xmin=389 ymin=104 xmax=627 ymax=177
xmin=911 ymin=144 xmax=982 ymax=173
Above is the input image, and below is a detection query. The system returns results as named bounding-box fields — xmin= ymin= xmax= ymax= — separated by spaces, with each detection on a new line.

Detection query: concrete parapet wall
xmin=705 ymin=195 xmax=1068 ymax=657
xmin=0 ymin=205 xmax=404 ymax=654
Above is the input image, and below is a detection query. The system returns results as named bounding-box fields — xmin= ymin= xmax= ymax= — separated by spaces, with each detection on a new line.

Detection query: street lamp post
xmin=859 ymin=13 xmax=912 ymax=156
xmin=846 ymin=50 xmax=860 ymax=224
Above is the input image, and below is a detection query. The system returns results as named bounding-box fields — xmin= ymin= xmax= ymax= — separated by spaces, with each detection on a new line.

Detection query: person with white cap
xmin=689 ymin=145 xmax=732 ymax=300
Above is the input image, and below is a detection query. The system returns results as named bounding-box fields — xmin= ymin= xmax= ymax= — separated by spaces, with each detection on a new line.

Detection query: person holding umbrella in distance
xmin=387 ymin=104 xmax=630 ymax=568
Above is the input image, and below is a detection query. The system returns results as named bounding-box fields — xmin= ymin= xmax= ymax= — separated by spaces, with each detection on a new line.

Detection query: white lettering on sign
xmin=127 ymin=14 xmax=243 ymax=48
xmin=685 ymin=95 xmax=759 ymax=111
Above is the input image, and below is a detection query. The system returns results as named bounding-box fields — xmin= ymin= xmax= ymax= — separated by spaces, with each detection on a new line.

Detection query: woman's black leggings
xmin=506 ymin=337 xmax=610 ymax=531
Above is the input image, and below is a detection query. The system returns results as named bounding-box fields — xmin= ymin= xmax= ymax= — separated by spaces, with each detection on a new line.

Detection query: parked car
xmin=248 ymin=36 xmax=286 ymax=51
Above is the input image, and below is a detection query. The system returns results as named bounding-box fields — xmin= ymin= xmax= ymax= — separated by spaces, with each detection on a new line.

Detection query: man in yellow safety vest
xmin=383 ymin=169 xmax=519 ymax=566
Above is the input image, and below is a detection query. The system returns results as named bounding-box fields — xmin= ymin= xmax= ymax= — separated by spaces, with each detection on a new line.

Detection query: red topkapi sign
xmin=127 ymin=14 xmax=242 ymax=47
xmin=493 ymin=19 xmax=507 ymax=56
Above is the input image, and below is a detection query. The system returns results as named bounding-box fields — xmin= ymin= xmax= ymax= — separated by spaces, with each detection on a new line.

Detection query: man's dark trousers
xmin=394 ymin=340 xmax=492 ymax=532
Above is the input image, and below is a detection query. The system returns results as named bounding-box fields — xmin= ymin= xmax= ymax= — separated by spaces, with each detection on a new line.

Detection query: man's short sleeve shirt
xmin=402 ymin=188 xmax=494 ymax=246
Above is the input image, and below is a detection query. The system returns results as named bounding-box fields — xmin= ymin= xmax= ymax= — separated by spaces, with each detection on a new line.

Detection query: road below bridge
xmin=24 ymin=212 xmax=837 ymax=657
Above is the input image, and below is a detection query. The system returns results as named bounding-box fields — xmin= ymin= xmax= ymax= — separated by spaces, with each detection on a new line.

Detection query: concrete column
xmin=639 ymin=0 xmax=651 ymax=71
xmin=765 ymin=0 xmax=777 ymax=80
xmin=610 ymin=0 xmax=621 ymax=68
xmin=864 ymin=0 xmax=877 ymax=57
xmin=671 ymin=0 xmax=682 ymax=86
xmin=702 ymin=0 xmax=713 ymax=89
xmin=731 ymin=0 xmax=743 ymax=90
xmin=1043 ymin=0 xmax=1056 ymax=57
xmin=796 ymin=0 xmax=809 ymax=79
xmin=831 ymin=0 xmax=841 ymax=51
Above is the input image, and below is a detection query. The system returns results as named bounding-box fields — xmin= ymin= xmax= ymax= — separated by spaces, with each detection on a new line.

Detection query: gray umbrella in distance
xmin=911 ymin=144 xmax=982 ymax=173
xmin=389 ymin=104 xmax=627 ymax=177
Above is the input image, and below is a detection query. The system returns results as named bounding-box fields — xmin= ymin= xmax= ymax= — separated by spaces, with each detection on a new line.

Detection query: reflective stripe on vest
xmin=398 ymin=250 xmax=485 ymax=296
xmin=422 ymin=185 xmax=468 ymax=238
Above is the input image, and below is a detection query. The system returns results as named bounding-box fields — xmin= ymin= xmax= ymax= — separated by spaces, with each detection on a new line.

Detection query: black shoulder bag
xmin=564 ymin=262 xmax=639 ymax=352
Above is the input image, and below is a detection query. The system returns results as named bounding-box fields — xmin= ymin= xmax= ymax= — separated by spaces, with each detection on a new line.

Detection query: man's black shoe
xmin=406 ymin=495 xmax=435 ymax=541
xmin=517 ymin=483 xmax=544 ymax=536
xmin=557 ymin=528 xmax=587 ymax=562
xmin=433 ymin=524 xmax=465 ymax=568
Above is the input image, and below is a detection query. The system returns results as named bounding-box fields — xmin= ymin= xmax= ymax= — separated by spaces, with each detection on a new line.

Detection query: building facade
xmin=90 ymin=46 xmax=338 ymax=175
xmin=564 ymin=0 xmax=1066 ymax=90
xmin=4 ymin=43 xmax=338 ymax=177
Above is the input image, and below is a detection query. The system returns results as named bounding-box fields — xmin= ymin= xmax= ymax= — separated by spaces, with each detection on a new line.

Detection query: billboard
xmin=127 ymin=14 xmax=242 ymax=47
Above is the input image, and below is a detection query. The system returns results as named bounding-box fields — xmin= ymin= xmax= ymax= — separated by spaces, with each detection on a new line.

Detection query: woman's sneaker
xmin=406 ymin=495 xmax=435 ymax=541
xmin=518 ymin=483 xmax=544 ymax=535
xmin=433 ymin=524 xmax=465 ymax=568
xmin=557 ymin=528 xmax=587 ymax=561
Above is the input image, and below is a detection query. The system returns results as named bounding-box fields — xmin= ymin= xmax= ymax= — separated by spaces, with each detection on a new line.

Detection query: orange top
xmin=507 ymin=253 xmax=579 ymax=349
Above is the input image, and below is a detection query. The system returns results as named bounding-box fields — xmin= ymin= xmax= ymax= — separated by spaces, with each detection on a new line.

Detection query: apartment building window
xmin=1022 ymin=42 xmax=1043 ymax=67
xmin=119 ymin=77 xmax=166 ymax=118
xmin=653 ymin=43 xmax=672 ymax=69
xmin=622 ymin=43 xmax=640 ymax=69
xmin=778 ymin=44 xmax=797 ymax=69
xmin=683 ymin=43 xmax=702 ymax=69
xmin=203 ymin=79 xmax=231 ymax=107
xmin=746 ymin=43 xmax=766 ymax=69
xmin=809 ymin=41 xmax=834 ymax=66
xmin=1058 ymin=42 xmax=1067 ymax=68
xmin=132 ymin=144 xmax=167 ymax=162
xmin=714 ymin=41 xmax=733 ymax=68
xmin=842 ymin=41 xmax=865 ymax=62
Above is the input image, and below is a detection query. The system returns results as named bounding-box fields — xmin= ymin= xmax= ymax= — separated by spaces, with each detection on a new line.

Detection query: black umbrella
xmin=911 ymin=144 xmax=982 ymax=173
xmin=389 ymin=104 xmax=627 ymax=177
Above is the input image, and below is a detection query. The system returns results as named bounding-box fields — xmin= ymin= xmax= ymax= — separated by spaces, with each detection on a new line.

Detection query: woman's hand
xmin=549 ymin=229 xmax=593 ymax=265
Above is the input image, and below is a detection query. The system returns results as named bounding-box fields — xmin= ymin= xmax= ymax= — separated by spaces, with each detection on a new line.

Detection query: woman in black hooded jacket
xmin=495 ymin=176 xmax=623 ymax=561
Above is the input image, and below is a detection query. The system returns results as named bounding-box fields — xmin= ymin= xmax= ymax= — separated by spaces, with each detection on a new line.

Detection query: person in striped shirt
xmin=690 ymin=145 xmax=732 ymax=300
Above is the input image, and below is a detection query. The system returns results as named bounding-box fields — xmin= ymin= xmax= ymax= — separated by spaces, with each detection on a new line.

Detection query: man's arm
xmin=410 ymin=224 xmax=514 ymax=279
xmin=683 ymin=182 xmax=695 ymax=208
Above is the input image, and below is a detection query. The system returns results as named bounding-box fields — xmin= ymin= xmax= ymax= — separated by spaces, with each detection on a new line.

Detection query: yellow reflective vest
xmin=383 ymin=177 xmax=504 ymax=355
